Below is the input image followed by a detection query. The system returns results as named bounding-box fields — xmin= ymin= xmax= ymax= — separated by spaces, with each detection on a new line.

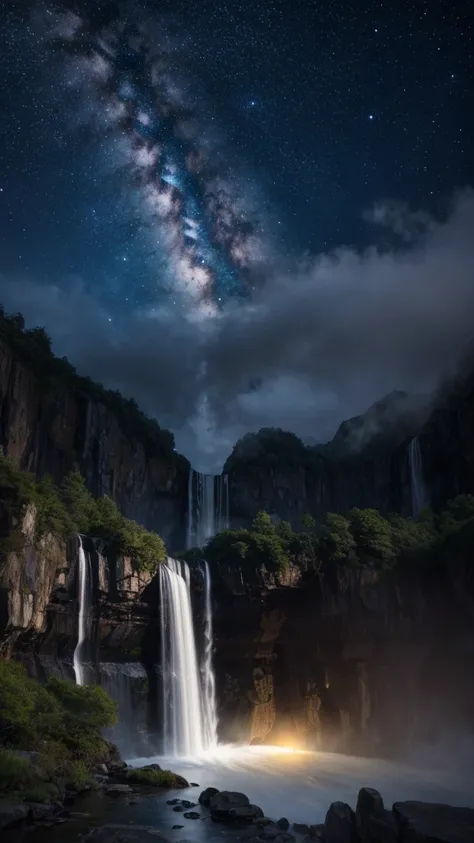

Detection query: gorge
xmin=1 ymin=321 xmax=474 ymax=836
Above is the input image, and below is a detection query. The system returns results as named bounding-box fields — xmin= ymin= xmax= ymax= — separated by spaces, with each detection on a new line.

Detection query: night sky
xmin=0 ymin=0 xmax=473 ymax=470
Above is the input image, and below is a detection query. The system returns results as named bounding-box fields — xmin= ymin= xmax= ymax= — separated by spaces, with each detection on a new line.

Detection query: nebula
xmin=45 ymin=3 xmax=268 ymax=318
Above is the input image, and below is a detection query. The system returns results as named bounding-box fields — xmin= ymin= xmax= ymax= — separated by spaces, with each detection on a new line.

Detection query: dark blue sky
xmin=0 ymin=0 xmax=472 ymax=469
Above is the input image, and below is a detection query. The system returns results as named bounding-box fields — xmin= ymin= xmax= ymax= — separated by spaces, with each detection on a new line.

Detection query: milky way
xmin=46 ymin=3 xmax=269 ymax=317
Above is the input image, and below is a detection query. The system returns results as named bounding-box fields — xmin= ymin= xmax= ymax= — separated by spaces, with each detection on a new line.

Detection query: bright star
xmin=369 ymin=114 xmax=374 ymax=120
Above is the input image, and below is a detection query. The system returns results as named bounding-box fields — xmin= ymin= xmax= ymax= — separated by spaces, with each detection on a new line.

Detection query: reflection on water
xmin=5 ymin=745 xmax=474 ymax=843
xmin=131 ymin=745 xmax=474 ymax=824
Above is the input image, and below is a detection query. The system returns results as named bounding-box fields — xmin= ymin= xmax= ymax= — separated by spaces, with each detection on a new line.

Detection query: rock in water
xmin=277 ymin=818 xmax=290 ymax=831
xmin=393 ymin=801 xmax=474 ymax=843
xmin=356 ymin=787 xmax=384 ymax=838
xmin=324 ymin=801 xmax=358 ymax=843
xmin=183 ymin=812 xmax=201 ymax=819
xmin=209 ymin=790 xmax=252 ymax=823
xmin=105 ymin=784 xmax=133 ymax=797
xmin=228 ymin=804 xmax=264 ymax=823
xmin=199 ymin=786 xmax=219 ymax=807
xmin=0 ymin=802 xmax=29 ymax=831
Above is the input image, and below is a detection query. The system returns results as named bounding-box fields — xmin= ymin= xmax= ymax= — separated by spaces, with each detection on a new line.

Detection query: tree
xmin=251 ymin=511 xmax=275 ymax=535
xmin=320 ymin=512 xmax=356 ymax=563
xmin=59 ymin=470 xmax=96 ymax=534
xmin=348 ymin=508 xmax=394 ymax=567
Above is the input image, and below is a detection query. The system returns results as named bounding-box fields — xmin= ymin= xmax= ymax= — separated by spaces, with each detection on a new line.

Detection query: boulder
xmin=393 ymin=801 xmax=474 ymax=843
xmin=96 ymin=764 xmax=109 ymax=776
xmin=105 ymin=784 xmax=133 ymax=797
xmin=356 ymin=788 xmax=384 ymax=837
xmin=278 ymin=818 xmax=290 ymax=831
xmin=199 ymin=786 xmax=220 ymax=807
xmin=209 ymin=790 xmax=250 ymax=822
xmin=28 ymin=802 xmax=55 ymax=821
xmin=183 ymin=811 xmax=201 ymax=819
xmin=172 ymin=825 xmax=184 ymax=830
xmin=228 ymin=804 xmax=264 ymax=822
xmin=309 ymin=825 xmax=325 ymax=840
xmin=293 ymin=824 xmax=311 ymax=835
xmin=181 ymin=800 xmax=197 ymax=809
xmin=0 ymin=802 xmax=30 ymax=830
xmin=142 ymin=764 xmax=161 ymax=772
xmin=365 ymin=809 xmax=398 ymax=843
xmin=260 ymin=824 xmax=286 ymax=839
xmin=324 ymin=801 xmax=358 ymax=843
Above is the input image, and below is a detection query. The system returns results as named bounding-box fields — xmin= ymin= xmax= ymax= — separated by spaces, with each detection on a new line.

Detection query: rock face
xmin=212 ymin=557 xmax=474 ymax=756
xmin=224 ymin=373 xmax=474 ymax=527
xmin=0 ymin=337 xmax=188 ymax=549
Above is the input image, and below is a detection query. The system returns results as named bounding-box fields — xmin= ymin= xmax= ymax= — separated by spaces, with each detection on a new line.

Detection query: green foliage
xmin=0 ymin=661 xmax=118 ymax=803
xmin=320 ymin=513 xmax=357 ymax=563
xmin=125 ymin=767 xmax=182 ymax=787
xmin=205 ymin=511 xmax=291 ymax=574
xmin=0 ymin=749 xmax=35 ymax=792
xmin=0 ymin=453 xmax=166 ymax=573
xmin=439 ymin=494 xmax=474 ymax=535
xmin=0 ymin=309 xmax=176 ymax=460
xmin=59 ymin=470 xmax=96 ymax=534
xmin=348 ymin=508 xmax=395 ymax=568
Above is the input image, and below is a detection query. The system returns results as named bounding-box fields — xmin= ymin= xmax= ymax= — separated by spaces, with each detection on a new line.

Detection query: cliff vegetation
xmin=0 ymin=660 xmax=117 ymax=803
xmin=190 ymin=496 xmax=474 ymax=576
xmin=0 ymin=454 xmax=166 ymax=574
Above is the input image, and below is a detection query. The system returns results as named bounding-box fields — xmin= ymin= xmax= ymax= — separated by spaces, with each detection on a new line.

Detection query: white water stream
xmin=73 ymin=535 xmax=90 ymax=686
xmin=160 ymin=557 xmax=218 ymax=756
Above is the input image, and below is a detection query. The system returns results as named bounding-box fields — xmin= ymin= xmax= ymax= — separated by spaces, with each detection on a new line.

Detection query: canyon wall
xmin=224 ymin=370 xmax=474 ymax=526
xmin=0 ymin=337 xmax=189 ymax=549
xmin=211 ymin=557 xmax=474 ymax=761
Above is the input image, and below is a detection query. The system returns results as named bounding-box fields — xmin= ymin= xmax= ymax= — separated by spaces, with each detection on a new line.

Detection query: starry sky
xmin=0 ymin=0 xmax=473 ymax=470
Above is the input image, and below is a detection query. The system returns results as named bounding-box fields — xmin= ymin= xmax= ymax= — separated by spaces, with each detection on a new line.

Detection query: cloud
xmin=2 ymin=189 xmax=474 ymax=472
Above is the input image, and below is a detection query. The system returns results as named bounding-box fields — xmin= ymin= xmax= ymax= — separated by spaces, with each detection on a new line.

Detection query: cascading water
xmin=73 ymin=535 xmax=90 ymax=686
xmin=160 ymin=557 xmax=212 ymax=756
xmin=408 ymin=436 xmax=427 ymax=517
xmin=201 ymin=560 xmax=218 ymax=748
xmin=99 ymin=662 xmax=150 ymax=759
xmin=187 ymin=468 xmax=229 ymax=549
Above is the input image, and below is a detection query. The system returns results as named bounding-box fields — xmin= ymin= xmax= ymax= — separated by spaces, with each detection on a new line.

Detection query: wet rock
xmin=0 ymin=802 xmax=29 ymax=830
xmin=356 ymin=788 xmax=384 ymax=838
xmin=180 ymin=800 xmax=197 ymax=809
xmin=93 ymin=774 xmax=109 ymax=784
xmin=199 ymin=786 xmax=220 ymax=807
xmin=229 ymin=804 xmax=264 ymax=823
xmin=142 ymin=763 xmax=161 ymax=772
xmin=365 ymin=809 xmax=397 ymax=843
xmin=105 ymin=784 xmax=133 ymax=797
xmin=190 ymin=782 xmax=200 ymax=787
xmin=173 ymin=805 xmax=185 ymax=812
xmin=209 ymin=790 xmax=250 ymax=822
xmin=183 ymin=812 xmax=201 ymax=820
xmin=393 ymin=801 xmax=474 ymax=843
xmin=278 ymin=818 xmax=290 ymax=831
xmin=172 ymin=825 xmax=184 ymax=829
xmin=308 ymin=824 xmax=325 ymax=840
xmin=28 ymin=803 xmax=55 ymax=821
xmin=260 ymin=824 xmax=285 ymax=839
xmin=167 ymin=798 xmax=180 ymax=805
xmin=324 ymin=801 xmax=358 ymax=843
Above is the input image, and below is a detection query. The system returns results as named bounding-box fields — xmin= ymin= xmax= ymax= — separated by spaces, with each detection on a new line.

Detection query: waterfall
xmin=73 ymin=535 xmax=90 ymax=686
xmin=408 ymin=436 xmax=427 ymax=517
xmin=99 ymin=662 xmax=150 ymax=759
xmin=187 ymin=469 xmax=229 ymax=549
xmin=202 ymin=561 xmax=218 ymax=749
xmin=160 ymin=557 xmax=208 ymax=756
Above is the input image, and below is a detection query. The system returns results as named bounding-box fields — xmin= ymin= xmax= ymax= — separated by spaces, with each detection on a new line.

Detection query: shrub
xmin=0 ymin=748 xmax=35 ymax=792
xmin=125 ymin=768 xmax=184 ymax=788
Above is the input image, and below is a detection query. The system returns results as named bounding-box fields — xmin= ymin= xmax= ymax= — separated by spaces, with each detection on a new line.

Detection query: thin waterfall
xmin=408 ymin=436 xmax=427 ymax=517
xmin=202 ymin=561 xmax=218 ymax=749
xmin=160 ymin=557 xmax=207 ymax=756
xmin=73 ymin=535 xmax=90 ymax=686
xmin=187 ymin=469 xmax=230 ymax=549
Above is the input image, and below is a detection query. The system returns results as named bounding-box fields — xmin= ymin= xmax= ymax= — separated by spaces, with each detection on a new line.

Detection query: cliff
xmin=211 ymin=552 xmax=474 ymax=760
xmin=224 ymin=369 xmax=474 ymax=526
xmin=0 ymin=333 xmax=189 ymax=549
